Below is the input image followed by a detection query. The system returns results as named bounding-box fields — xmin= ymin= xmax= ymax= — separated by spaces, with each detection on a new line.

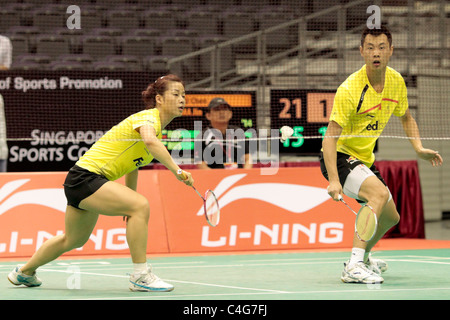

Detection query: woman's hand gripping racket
xmin=338 ymin=195 xmax=378 ymax=242
xmin=177 ymin=169 xmax=220 ymax=227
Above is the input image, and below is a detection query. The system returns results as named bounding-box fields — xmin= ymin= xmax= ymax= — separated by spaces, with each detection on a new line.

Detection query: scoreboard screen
xmin=163 ymin=91 xmax=257 ymax=152
xmin=271 ymin=89 xmax=335 ymax=155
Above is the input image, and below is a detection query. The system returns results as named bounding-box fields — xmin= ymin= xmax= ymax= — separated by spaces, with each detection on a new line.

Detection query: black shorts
xmin=319 ymin=152 xmax=387 ymax=203
xmin=63 ymin=165 xmax=109 ymax=210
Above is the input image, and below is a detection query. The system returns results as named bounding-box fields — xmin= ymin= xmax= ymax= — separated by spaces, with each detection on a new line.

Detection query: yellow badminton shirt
xmin=76 ymin=108 xmax=162 ymax=181
xmin=329 ymin=65 xmax=408 ymax=167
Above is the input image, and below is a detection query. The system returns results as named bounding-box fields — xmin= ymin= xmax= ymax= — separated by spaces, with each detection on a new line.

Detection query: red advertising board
xmin=0 ymin=168 xmax=354 ymax=258
xmin=160 ymin=168 xmax=354 ymax=252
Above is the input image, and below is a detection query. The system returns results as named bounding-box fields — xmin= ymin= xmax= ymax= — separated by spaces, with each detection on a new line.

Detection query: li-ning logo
xmin=0 ymin=179 xmax=66 ymax=216
xmin=357 ymin=103 xmax=382 ymax=115
xmin=195 ymin=174 xmax=329 ymax=217
xmin=357 ymin=98 xmax=398 ymax=116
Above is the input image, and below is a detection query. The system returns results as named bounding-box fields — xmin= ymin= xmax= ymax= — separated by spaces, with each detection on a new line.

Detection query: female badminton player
xmin=320 ymin=26 xmax=443 ymax=284
xmin=8 ymin=74 xmax=193 ymax=292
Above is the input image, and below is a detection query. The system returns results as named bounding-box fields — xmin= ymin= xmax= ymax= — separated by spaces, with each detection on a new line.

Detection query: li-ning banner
xmin=0 ymin=168 xmax=354 ymax=258
xmin=0 ymin=71 xmax=159 ymax=172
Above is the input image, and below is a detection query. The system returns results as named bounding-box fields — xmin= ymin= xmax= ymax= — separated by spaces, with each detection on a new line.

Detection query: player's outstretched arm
xmin=139 ymin=124 xmax=194 ymax=186
xmin=400 ymin=109 xmax=443 ymax=167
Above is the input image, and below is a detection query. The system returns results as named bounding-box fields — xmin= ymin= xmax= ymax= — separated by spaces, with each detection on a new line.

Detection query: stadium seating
xmin=0 ymin=0 xmax=444 ymax=86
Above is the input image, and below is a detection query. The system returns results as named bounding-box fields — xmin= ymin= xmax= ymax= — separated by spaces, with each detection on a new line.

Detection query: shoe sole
xmin=129 ymin=286 xmax=174 ymax=292
xmin=7 ymin=274 xmax=42 ymax=287
xmin=129 ymin=281 xmax=174 ymax=292
xmin=341 ymin=275 xmax=384 ymax=284
xmin=7 ymin=275 xmax=21 ymax=286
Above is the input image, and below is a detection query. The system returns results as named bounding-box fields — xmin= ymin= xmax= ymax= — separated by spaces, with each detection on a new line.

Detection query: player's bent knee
xmin=366 ymin=185 xmax=390 ymax=207
xmin=129 ymin=196 xmax=150 ymax=222
xmin=378 ymin=187 xmax=390 ymax=205
xmin=63 ymin=234 xmax=90 ymax=251
xmin=391 ymin=210 xmax=400 ymax=225
xmin=140 ymin=201 xmax=150 ymax=222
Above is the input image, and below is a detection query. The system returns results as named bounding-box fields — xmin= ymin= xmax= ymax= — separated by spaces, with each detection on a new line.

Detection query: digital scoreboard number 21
xmin=278 ymin=93 xmax=334 ymax=122
xmin=271 ymin=90 xmax=336 ymax=155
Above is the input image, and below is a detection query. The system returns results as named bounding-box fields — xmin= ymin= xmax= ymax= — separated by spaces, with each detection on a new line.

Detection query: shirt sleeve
xmin=329 ymin=85 xmax=353 ymax=128
xmin=131 ymin=111 xmax=161 ymax=136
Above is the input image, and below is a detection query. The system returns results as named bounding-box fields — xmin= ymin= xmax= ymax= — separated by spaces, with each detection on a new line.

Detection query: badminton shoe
xmin=8 ymin=266 xmax=42 ymax=287
xmin=366 ymin=256 xmax=388 ymax=274
xmin=341 ymin=261 xmax=384 ymax=284
xmin=129 ymin=268 xmax=174 ymax=292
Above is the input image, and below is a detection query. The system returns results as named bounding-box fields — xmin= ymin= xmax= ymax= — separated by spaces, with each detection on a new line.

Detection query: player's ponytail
xmin=142 ymin=74 xmax=184 ymax=109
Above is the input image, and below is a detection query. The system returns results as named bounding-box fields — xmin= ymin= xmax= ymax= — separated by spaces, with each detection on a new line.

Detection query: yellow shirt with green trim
xmin=76 ymin=108 xmax=161 ymax=181
xmin=329 ymin=64 xmax=408 ymax=167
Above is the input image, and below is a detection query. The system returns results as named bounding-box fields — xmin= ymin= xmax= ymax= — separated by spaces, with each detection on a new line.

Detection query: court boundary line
xmin=3 ymin=250 xmax=450 ymax=300
xmin=2 ymin=254 xmax=449 ymax=272
xmin=74 ymin=287 xmax=450 ymax=300
xmin=36 ymin=267 xmax=291 ymax=294
xmin=1 ymin=238 xmax=449 ymax=262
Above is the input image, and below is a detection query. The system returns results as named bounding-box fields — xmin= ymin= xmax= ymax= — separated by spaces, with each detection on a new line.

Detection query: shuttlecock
xmin=280 ymin=126 xmax=294 ymax=143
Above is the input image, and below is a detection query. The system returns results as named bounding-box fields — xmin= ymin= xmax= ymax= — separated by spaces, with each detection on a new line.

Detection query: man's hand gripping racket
xmin=177 ymin=169 xmax=220 ymax=227
xmin=338 ymin=195 xmax=378 ymax=242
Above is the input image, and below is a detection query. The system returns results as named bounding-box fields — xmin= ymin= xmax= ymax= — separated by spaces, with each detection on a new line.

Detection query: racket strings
xmin=205 ymin=191 xmax=220 ymax=226
xmin=356 ymin=207 xmax=377 ymax=241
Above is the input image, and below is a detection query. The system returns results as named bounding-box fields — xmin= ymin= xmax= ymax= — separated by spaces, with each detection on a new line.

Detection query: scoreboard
xmin=271 ymin=89 xmax=335 ymax=155
xmin=163 ymin=91 xmax=257 ymax=152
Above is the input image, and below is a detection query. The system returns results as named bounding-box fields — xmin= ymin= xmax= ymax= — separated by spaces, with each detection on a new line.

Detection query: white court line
xmin=165 ymin=279 xmax=289 ymax=294
xmin=28 ymin=260 xmax=341 ymax=273
xmin=2 ymin=253 xmax=449 ymax=272
xmin=4 ymin=254 xmax=448 ymax=272
xmin=0 ymin=261 xmax=204 ymax=269
xmin=399 ymin=255 xmax=450 ymax=260
xmin=37 ymin=268 xmax=289 ymax=294
xmin=36 ymin=256 xmax=449 ymax=297
xmin=238 ymin=254 xmax=450 ymax=263
xmin=383 ymin=259 xmax=450 ymax=266
xmin=75 ymin=286 xmax=450 ymax=300
xmin=5 ymin=254 xmax=450 ymax=300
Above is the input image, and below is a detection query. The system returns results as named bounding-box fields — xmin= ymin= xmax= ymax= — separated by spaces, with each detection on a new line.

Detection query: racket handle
xmin=177 ymin=169 xmax=188 ymax=180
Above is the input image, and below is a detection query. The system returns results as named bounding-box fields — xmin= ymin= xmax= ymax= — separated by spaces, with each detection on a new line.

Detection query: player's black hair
xmin=142 ymin=74 xmax=184 ymax=109
xmin=361 ymin=24 xmax=392 ymax=47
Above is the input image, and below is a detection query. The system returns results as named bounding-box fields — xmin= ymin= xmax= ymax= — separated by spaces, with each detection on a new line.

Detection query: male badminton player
xmin=320 ymin=26 xmax=443 ymax=284
xmin=8 ymin=74 xmax=194 ymax=292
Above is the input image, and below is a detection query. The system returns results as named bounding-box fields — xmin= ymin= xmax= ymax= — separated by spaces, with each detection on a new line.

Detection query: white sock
xmin=349 ymin=248 xmax=365 ymax=267
xmin=133 ymin=262 xmax=148 ymax=274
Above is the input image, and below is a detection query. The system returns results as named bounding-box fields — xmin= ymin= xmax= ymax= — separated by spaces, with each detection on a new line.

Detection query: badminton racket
xmin=338 ymin=195 xmax=378 ymax=242
xmin=178 ymin=169 xmax=220 ymax=227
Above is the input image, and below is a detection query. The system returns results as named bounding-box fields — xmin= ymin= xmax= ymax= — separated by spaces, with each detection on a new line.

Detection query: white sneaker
xmin=8 ymin=266 xmax=42 ymax=287
xmin=341 ymin=262 xmax=384 ymax=284
xmin=129 ymin=268 xmax=174 ymax=292
xmin=366 ymin=256 xmax=388 ymax=274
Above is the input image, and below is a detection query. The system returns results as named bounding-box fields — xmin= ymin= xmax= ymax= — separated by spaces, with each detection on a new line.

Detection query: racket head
xmin=355 ymin=205 xmax=378 ymax=242
xmin=204 ymin=189 xmax=220 ymax=227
